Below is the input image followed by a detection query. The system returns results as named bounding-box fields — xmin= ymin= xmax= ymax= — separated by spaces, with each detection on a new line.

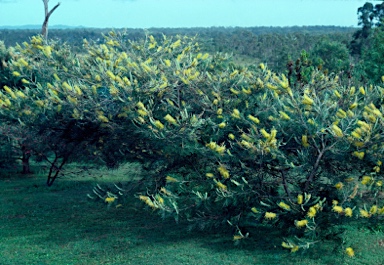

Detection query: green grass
xmin=1 ymin=163 xmax=383 ymax=265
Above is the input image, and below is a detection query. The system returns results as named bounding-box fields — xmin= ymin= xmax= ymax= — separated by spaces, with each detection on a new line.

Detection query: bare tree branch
xmin=42 ymin=0 xmax=61 ymax=40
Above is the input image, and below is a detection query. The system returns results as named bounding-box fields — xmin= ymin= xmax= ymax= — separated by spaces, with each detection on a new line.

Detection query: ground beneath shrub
xmin=1 ymin=166 xmax=383 ymax=265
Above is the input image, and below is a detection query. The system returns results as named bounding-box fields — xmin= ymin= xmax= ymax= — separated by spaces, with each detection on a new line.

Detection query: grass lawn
xmin=1 ymin=163 xmax=383 ymax=265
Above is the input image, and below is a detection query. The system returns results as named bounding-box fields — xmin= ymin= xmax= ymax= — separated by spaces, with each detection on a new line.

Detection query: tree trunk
xmin=41 ymin=1 xmax=61 ymax=40
xmin=21 ymin=145 xmax=32 ymax=174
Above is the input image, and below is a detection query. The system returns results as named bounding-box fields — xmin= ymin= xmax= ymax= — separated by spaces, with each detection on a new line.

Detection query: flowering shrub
xmin=0 ymin=32 xmax=383 ymax=254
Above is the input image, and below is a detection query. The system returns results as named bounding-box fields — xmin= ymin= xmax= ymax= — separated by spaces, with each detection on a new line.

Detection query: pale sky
xmin=0 ymin=0 xmax=377 ymax=28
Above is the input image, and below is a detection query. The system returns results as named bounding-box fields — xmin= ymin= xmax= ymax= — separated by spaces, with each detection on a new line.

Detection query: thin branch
xmin=280 ymin=169 xmax=292 ymax=201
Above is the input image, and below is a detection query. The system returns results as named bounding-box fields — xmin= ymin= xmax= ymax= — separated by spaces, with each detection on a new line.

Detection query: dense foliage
xmin=0 ymin=30 xmax=383 ymax=256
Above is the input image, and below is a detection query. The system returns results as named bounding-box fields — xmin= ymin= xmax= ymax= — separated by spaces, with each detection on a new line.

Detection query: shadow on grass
xmin=1 ymin=171 xmax=383 ymax=265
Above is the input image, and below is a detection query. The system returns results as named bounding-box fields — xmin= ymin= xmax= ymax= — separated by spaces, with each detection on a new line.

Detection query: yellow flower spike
xmin=164 ymin=59 xmax=171 ymax=67
xmin=67 ymin=96 xmax=77 ymax=105
xmin=62 ymin=82 xmax=72 ymax=91
xmin=206 ymin=173 xmax=214 ymax=178
xmin=278 ymin=202 xmax=291 ymax=211
xmin=98 ymin=115 xmax=109 ymax=123
xmin=106 ymin=70 xmax=116 ymax=80
xmin=241 ymin=140 xmax=253 ymax=149
xmin=331 ymin=124 xmax=343 ymax=137
xmin=295 ymin=219 xmax=308 ymax=228
xmin=251 ymin=207 xmax=258 ymax=214
xmin=105 ymin=197 xmax=115 ymax=204
xmin=201 ymin=53 xmax=209 ymax=60
xmin=136 ymin=101 xmax=146 ymax=110
xmin=3 ymin=98 xmax=11 ymax=107
xmin=344 ymin=84 xmax=354 ymax=95
xmin=345 ymin=247 xmax=355 ymax=257
xmin=334 ymin=90 xmax=342 ymax=98
xmin=12 ymin=71 xmax=21 ymax=77
xmin=137 ymin=109 xmax=148 ymax=117
xmin=154 ymin=120 xmax=164 ymax=129
xmin=332 ymin=200 xmax=338 ymax=205
xmin=349 ymin=102 xmax=358 ymax=110
xmin=297 ymin=194 xmax=303 ymax=205
xmin=218 ymin=165 xmax=230 ymax=179
xmin=264 ymin=212 xmax=277 ymax=220
xmin=344 ymin=207 xmax=353 ymax=217
xmin=233 ymin=235 xmax=244 ymax=241
xmin=72 ymin=109 xmax=80 ymax=120
xmin=206 ymin=142 xmax=217 ymax=150
xmin=361 ymin=176 xmax=372 ymax=185
xmin=336 ymin=109 xmax=347 ymax=119
xmin=359 ymin=209 xmax=371 ymax=218
xmin=164 ymin=114 xmax=178 ymax=125
xmin=217 ymin=108 xmax=223 ymax=115
xmin=281 ymin=242 xmax=292 ymax=249
xmin=307 ymin=207 xmax=317 ymax=218
xmin=231 ymin=109 xmax=241 ymax=119
xmin=260 ymin=129 xmax=270 ymax=139
xmin=307 ymin=119 xmax=316 ymax=126
xmin=359 ymin=86 xmax=365 ymax=95
xmin=230 ymin=70 xmax=239 ymax=78
xmin=378 ymin=207 xmax=384 ymax=215
xmin=18 ymin=58 xmax=28 ymax=67
xmin=291 ymin=245 xmax=299 ymax=253
xmin=43 ymin=45 xmax=52 ymax=57
xmin=165 ymin=176 xmax=178 ymax=183
xmin=242 ymin=87 xmax=252 ymax=95
xmin=279 ymin=111 xmax=290 ymax=120
xmin=156 ymin=195 xmax=164 ymax=205
xmin=370 ymin=205 xmax=378 ymax=215
xmin=74 ymin=85 xmax=82 ymax=96
xmin=332 ymin=205 xmax=344 ymax=214
xmin=248 ymin=114 xmax=260 ymax=124
xmin=302 ymin=94 xmax=314 ymax=105
xmin=352 ymin=151 xmax=365 ymax=160
xmin=301 ymin=135 xmax=310 ymax=148
xmin=214 ymin=144 xmax=226 ymax=154
xmin=376 ymin=180 xmax=383 ymax=187
xmin=218 ymin=122 xmax=226 ymax=129
xmin=3 ymin=86 xmax=17 ymax=99
xmin=357 ymin=120 xmax=371 ymax=131
xmin=351 ymin=131 xmax=362 ymax=139
xmin=139 ymin=195 xmax=157 ymax=209
xmin=334 ymin=182 xmax=344 ymax=190
xmin=259 ymin=63 xmax=265 ymax=70
xmin=215 ymin=181 xmax=227 ymax=190
xmin=241 ymin=133 xmax=252 ymax=142
xmin=228 ymin=133 xmax=235 ymax=140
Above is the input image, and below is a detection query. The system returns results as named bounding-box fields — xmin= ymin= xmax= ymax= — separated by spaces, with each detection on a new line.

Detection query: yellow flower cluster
xmin=164 ymin=114 xmax=178 ymax=125
xmin=307 ymin=206 xmax=317 ymax=218
xmin=264 ymin=212 xmax=277 ymax=220
xmin=278 ymin=201 xmax=291 ymax=211
xmin=281 ymin=241 xmax=299 ymax=252
xmin=139 ymin=195 xmax=158 ymax=209
xmin=217 ymin=165 xmax=230 ymax=179
xmin=295 ymin=219 xmax=308 ymax=228
xmin=334 ymin=182 xmax=344 ymax=190
xmin=165 ymin=176 xmax=178 ymax=183
xmin=345 ymin=247 xmax=355 ymax=257
xmin=206 ymin=141 xmax=226 ymax=154
xmin=215 ymin=180 xmax=227 ymax=190
xmin=105 ymin=197 xmax=115 ymax=203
